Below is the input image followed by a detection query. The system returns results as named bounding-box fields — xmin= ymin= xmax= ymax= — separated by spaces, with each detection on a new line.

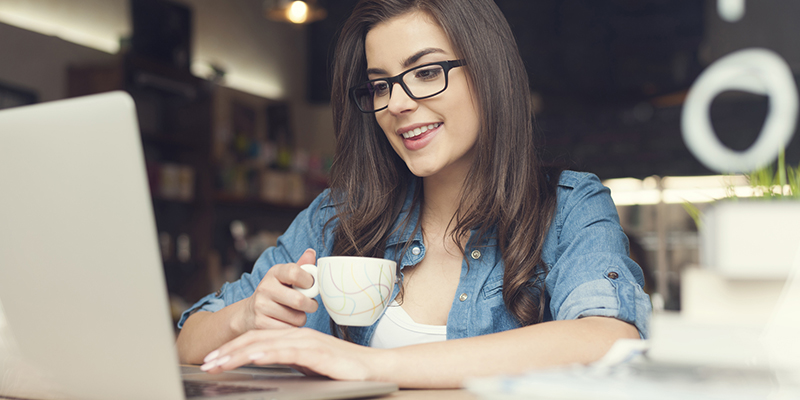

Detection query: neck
xmin=421 ymin=166 xmax=467 ymax=235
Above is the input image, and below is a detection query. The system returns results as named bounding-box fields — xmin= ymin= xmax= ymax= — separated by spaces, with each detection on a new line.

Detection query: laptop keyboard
xmin=183 ymin=380 xmax=278 ymax=398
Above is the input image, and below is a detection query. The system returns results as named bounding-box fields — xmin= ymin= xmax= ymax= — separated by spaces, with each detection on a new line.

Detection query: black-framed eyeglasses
xmin=349 ymin=60 xmax=466 ymax=113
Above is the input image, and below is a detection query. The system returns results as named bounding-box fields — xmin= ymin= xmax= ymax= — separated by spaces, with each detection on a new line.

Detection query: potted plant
xmin=688 ymin=151 xmax=800 ymax=280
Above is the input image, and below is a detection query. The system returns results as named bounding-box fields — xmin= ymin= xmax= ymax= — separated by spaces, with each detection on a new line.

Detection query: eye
xmin=370 ymin=81 xmax=390 ymax=97
xmin=413 ymin=66 xmax=443 ymax=81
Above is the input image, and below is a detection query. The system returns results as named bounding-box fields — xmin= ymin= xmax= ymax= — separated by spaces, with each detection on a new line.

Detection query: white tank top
xmin=369 ymin=301 xmax=447 ymax=349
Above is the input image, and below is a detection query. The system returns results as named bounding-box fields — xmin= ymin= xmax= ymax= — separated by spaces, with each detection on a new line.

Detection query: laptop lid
xmin=0 ymin=92 xmax=397 ymax=400
xmin=0 ymin=92 xmax=185 ymax=400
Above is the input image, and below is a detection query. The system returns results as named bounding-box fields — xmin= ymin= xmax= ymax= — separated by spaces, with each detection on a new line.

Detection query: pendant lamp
xmin=264 ymin=0 xmax=327 ymax=24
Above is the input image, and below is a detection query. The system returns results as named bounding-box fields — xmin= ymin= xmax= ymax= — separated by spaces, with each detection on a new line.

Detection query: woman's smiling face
xmin=364 ymin=11 xmax=481 ymax=181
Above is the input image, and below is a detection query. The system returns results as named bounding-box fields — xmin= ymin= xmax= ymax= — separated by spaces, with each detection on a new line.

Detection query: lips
xmin=398 ymin=122 xmax=442 ymax=139
xmin=396 ymin=122 xmax=442 ymax=151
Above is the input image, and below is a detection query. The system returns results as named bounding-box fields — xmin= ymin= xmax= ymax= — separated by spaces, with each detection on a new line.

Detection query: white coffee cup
xmin=294 ymin=256 xmax=397 ymax=326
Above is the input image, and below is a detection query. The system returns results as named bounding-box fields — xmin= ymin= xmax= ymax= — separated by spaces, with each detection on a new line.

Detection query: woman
xmin=176 ymin=0 xmax=651 ymax=388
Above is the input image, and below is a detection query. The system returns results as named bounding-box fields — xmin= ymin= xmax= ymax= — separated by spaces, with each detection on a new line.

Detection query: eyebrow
xmin=366 ymin=47 xmax=446 ymax=76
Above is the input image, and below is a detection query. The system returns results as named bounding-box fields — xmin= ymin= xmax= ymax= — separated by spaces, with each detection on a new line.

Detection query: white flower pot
xmin=700 ymin=200 xmax=800 ymax=279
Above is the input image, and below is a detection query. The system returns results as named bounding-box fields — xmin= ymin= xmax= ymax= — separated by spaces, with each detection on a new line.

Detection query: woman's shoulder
xmin=294 ymin=188 xmax=339 ymax=229
xmin=551 ymin=170 xmax=614 ymax=215
xmin=307 ymin=188 xmax=339 ymax=210
xmin=554 ymin=169 xmax=603 ymax=190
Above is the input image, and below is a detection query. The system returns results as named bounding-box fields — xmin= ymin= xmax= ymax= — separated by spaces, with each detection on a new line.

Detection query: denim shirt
xmin=179 ymin=170 xmax=652 ymax=344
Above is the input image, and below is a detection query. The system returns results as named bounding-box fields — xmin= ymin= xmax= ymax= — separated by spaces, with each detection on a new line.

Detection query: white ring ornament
xmin=681 ymin=48 xmax=798 ymax=174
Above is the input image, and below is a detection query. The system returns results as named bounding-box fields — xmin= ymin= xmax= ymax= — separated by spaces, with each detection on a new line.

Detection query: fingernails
xmin=215 ymin=355 xmax=231 ymax=366
xmin=200 ymin=355 xmax=231 ymax=371
xmin=204 ymin=350 xmax=219 ymax=363
xmin=248 ymin=352 xmax=265 ymax=361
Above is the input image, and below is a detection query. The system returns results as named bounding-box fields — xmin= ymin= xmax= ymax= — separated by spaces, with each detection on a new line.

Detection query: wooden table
xmin=388 ymin=389 xmax=478 ymax=399
xmin=0 ymin=390 xmax=478 ymax=400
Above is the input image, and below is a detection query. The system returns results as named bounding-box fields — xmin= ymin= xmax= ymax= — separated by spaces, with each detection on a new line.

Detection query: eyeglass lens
xmin=353 ymin=64 xmax=447 ymax=112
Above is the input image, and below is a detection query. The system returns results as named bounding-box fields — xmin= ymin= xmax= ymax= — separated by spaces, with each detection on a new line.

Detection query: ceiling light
xmin=265 ymin=0 xmax=326 ymax=24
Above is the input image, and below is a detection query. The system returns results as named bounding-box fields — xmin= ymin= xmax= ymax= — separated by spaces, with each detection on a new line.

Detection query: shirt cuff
xmin=176 ymin=283 xmax=229 ymax=329
xmin=556 ymin=272 xmax=652 ymax=339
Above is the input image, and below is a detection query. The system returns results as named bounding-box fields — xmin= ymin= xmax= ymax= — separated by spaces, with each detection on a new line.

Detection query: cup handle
xmin=293 ymin=264 xmax=319 ymax=298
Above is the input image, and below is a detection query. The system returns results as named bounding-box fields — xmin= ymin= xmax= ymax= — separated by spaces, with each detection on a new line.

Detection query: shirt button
xmin=459 ymin=293 xmax=468 ymax=302
xmin=411 ymin=246 xmax=421 ymax=256
xmin=470 ymin=250 xmax=481 ymax=260
xmin=607 ymin=272 xmax=619 ymax=280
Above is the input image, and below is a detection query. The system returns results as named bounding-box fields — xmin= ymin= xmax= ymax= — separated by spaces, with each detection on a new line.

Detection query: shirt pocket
xmin=476 ymin=277 xmax=522 ymax=333
xmin=482 ymin=277 xmax=504 ymax=299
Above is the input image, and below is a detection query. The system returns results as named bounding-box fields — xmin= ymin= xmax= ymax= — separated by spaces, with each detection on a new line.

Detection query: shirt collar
xmin=385 ymin=180 xmax=423 ymax=248
xmin=382 ymin=180 xmax=503 ymax=249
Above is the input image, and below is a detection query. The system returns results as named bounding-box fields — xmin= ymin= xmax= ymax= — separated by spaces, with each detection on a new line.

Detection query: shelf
xmin=141 ymin=133 xmax=203 ymax=149
xmin=214 ymin=193 xmax=309 ymax=212
xmin=151 ymin=195 xmax=195 ymax=205
xmin=67 ymin=57 xmax=324 ymax=304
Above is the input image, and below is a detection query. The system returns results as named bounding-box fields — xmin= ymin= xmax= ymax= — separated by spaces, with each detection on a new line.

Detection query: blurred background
xmin=0 ymin=0 xmax=797 ymax=320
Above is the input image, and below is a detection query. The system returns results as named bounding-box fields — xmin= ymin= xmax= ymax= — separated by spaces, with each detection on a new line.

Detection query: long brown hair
xmin=327 ymin=0 xmax=560 ymax=338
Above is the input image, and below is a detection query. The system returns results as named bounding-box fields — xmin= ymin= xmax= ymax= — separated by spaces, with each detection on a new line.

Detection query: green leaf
xmin=681 ymin=149 xmax=799 ymax=226
xmin=682 ymin=201 xmax=702 ymax=230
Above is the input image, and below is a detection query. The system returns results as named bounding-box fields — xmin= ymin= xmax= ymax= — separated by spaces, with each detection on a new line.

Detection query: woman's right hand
xmin=235 ymin=248 xmax=319 ymax=333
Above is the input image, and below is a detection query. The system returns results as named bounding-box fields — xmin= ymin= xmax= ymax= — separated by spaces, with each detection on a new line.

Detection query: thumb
xmin=296 ymin=248 xmax=317 ymax=266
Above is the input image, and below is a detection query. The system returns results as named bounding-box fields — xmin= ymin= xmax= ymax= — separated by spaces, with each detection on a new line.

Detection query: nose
xmin=386 ymin=82 xmax=417 ymax=115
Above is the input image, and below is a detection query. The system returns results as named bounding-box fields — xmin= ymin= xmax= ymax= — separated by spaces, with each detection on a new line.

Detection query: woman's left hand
xmin=199 ymin=327 xmax=388 ymax=382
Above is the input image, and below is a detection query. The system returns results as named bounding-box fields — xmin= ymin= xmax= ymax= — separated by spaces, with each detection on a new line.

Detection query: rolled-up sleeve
xmin=177 ymin=190 xmax=336 ymax=329
xmin=545 ymin=172 xmax=651 ymax=338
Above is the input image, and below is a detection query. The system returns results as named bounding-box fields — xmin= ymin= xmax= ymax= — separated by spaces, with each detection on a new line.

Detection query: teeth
xmin=402 ymin=123 xmax=441 ymax=139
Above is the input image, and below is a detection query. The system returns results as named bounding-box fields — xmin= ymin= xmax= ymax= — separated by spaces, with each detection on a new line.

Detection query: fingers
xmin=296 ymin=248 xmax=317 ymax=269
xmin=200 ymin=329 xmax=303 ymax=372
xmin=273 ymin=249 xmax=316 ymax=290
xmin=200 ymin=329 xmax=375 ymax=382
xmin=251 ymin=296 xmax=315 ymax=328
xmin=258 ymin=269 xmax=319 ymax=314
xmin=240 ymin=249 xmax=320 ymax=331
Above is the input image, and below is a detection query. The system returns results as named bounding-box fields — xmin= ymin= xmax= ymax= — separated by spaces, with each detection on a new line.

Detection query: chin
xmin=409 ymin=168 xmax=440 ymax=179
xmin=401 ymin=154 xmax=450 ymax=179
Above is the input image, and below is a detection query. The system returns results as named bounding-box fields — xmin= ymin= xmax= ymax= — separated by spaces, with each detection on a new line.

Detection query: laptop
xmin=0 ymin=92 xmax=398 ymax=400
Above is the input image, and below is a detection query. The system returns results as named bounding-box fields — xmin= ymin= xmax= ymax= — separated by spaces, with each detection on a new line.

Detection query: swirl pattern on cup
xmin=320 ymin=261 xmax=394 ymax=318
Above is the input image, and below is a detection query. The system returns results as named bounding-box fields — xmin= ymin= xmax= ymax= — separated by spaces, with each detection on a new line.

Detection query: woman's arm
xmin=380 ymin=316 xmax=638 ymax=388
xmin=199 ymin=316 xmax=638 ymax=388
xmin=175 ymin=191 xmax=337 ymax=364
xmin=176 ymin=249 xmax=320 ymax=364
xmin=177 ymin=303 xmax=247 ymax=364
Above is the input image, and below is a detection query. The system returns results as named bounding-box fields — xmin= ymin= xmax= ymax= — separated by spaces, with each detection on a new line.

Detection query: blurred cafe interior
xmin=1 ymin=0 xmax=798 ymax=325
